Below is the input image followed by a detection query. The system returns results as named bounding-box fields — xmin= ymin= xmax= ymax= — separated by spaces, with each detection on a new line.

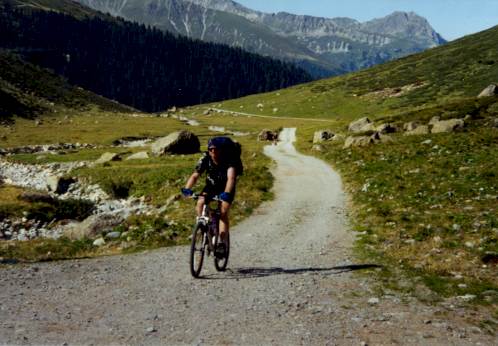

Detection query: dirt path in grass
xmin=0 ymin=128 xmax=495 ymax=345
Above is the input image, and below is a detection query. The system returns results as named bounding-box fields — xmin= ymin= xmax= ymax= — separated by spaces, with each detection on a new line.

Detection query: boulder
xmin=46 ymin=175 xmax=76 ymax=194
xmin=258 ymin=129 xmax=278 ymax=141
xmin=344 ymin=136 xmax=373 ymax=148
xmin=331 ymin=134 xmax=346 ymax=142
xmin=313 ymin=130 xmax=335 ymax=143
xmin=404 ymin=125 xmax=430 ymax=136
xmin=403 ymin=122 xmax=420 ymax=132
xmin=151 ymin=131 xmax=200 ymax=156
xmin=95 ymin=152 xmax=121 ymax=165
xmin=311 ymin=144 xmax=324 ymax=152
xmin=478 ymin=84 xmax=498 ymax=98
xmin=344 ymin=132 xmax=393 ymax=149
xmin=64 ymin=213 xmax=125 ymax=240
xmin=125 ymin=151 xmax=149 ymax=160
xmin=429 ymin=116 xmax=441 ymax=125
xmin=493 ymin=118 xmax=498 ymax=128
xmin=431 ymin=119 xmax=465 ymax=133
xmin=348 ymin=117 xmax=375 ymax=133
xmin=376 ymin=123 xmax=397 ymax=134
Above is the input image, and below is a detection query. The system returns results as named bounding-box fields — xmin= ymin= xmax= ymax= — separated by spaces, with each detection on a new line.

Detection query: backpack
xmin=208 ymin=136 xmax=243 ymax=175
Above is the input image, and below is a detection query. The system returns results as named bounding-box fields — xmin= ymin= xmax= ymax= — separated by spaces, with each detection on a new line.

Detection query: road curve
xmin=0 ymin=129 xmax=493 ymax=345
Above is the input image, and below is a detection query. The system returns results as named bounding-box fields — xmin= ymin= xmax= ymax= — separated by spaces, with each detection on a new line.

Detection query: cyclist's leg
xmin=195 ymin=196 xmax=205 ymax=217
xmin=219 ymin=201 xmax=230 ymax=241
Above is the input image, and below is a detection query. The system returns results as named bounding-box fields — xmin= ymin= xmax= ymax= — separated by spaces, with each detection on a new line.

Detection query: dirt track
xmin=0 ymin=128 xmax=495 ymax=345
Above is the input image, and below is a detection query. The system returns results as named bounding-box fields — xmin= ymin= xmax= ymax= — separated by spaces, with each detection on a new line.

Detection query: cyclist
xmin=181 ymin=137 xmax=242 ymax=257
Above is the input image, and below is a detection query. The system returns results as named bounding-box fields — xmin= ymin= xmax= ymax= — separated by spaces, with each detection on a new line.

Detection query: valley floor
xmin=0 ymin=129 xmax=495 ymax=345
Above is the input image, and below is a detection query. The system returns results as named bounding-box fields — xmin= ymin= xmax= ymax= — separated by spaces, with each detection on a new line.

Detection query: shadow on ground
xmin=203 ymin=264 xmax=381 ymax=280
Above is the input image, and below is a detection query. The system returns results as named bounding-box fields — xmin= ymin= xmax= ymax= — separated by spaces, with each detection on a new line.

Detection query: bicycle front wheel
xmin=214 ymin=232 xmax=230 ymax=272
xmin=190 ymin=223 xmax=206 ymax=278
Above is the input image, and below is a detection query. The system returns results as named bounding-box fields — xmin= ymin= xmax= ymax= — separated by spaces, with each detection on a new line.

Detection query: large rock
xmin=348 ymin=117 xmax=375 ymax=133
xmin=404 ymin=125 xmax=430 ymax=136
xmin=313 ymin=130 xmax=334 ymax=143
xmin=94 ymin=152 xmax=121 ymax=165
xmin=344 ymin=132 xmax=393 ymax=149
xmin=151 ymin=131 xmax=200 ymax=156
xmin=125 ymin=151 xmax=149 ymax=160
xmin=403 ymin=121 xmax=420 ymax=132
xmin=376 ymin=123 xmax=398 ymax=134
xmin=258 ymin=129 xmax=278 ymax=141
xmin=46 ymin=175 xmax=76 ymax=194
xmin=63 ymin=213 xmax=125 ymax=240
xmin=478 ymin=84 xmax=498 ymax=98
xmin=431 ymin=119 xmax=465 ymax=133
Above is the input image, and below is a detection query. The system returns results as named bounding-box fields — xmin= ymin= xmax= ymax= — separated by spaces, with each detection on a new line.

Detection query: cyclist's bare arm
xmin=224 ymin=167 xmax=237 ymax=196
xmin=185 ymin=172 xmax=201 ymax=190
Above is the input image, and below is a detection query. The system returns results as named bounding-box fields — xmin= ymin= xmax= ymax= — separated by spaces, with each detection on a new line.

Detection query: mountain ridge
xmin=76 ymin=0 xmax=446 ymax=77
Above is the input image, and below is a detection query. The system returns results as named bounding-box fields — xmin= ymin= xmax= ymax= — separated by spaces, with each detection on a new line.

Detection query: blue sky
xmin=236 ymin=0 xmax=498 ymax=41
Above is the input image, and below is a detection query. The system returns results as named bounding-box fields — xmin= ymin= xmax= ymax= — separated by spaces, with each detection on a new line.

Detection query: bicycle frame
xmin=195 ymin=196 xmax=221 ymax=254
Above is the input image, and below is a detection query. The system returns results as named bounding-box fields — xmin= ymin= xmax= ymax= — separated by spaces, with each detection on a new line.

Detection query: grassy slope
xmin=0 ymin=51 xmax=135 ymax=121
xmin=196 ymin=25 xmax=498 ymax=309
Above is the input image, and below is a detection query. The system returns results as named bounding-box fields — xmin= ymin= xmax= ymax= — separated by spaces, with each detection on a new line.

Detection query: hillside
xmin=76 ymin=0 xmax=446 ymax=77
xmin=0 ymin=0 xmax=311 ymax=113
xmin=215 ymin=24 xmax=498 ymax=121
xmin=186 ymin=24 xmax=498 ymax=302
xmin=0 ymin=50 xmax=134 ymax=122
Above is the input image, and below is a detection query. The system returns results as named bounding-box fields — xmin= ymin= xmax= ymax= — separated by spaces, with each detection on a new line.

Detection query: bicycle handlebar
xmin=191 ymin=193 xmax=221 ymax=202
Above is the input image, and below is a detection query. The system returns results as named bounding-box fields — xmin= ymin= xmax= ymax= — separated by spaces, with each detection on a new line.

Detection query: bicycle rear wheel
xmin=214 ymin=232 xmax=230 ymax=272
xmin=190 ymin=223 xmax=206 ymax=278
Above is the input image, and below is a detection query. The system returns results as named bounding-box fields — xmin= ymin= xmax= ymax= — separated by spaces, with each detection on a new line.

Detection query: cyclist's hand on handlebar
xmin=219 ymin=192 xmax=233 ymax=203
xmin=181 ymin=188 xmax=194 ymax=197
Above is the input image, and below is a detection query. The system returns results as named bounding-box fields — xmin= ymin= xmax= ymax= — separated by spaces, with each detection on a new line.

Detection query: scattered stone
xmin=125 ymin=152 xmax=149 ymax=160
xmin=431 ymin=119 xmax=465 ymax=133
xmin=376 ymin=123 xmax=397 ymax=134
xmin=456 ymin=294 xmax=476 ymax=302
xmin=492 ymin=118 xmax=498 ymax=128
xmin=94 ymin=152 xmax=122 ymax=165
xmin=46 ymin=175 xmax=76 ymax=194
xmin=106 ymin=231 xmax=121 ymax=239
xmin=477 ymin=84 xmax=498 ymax=98
xmin=348 ymin=117 xmax=375 ymax=133
xmin=93 ymin=238 xmax=105 ymax=247
xmin=313 ymin=130 xmax=334 ymax=143
xmin=311 ymin=145 xmax=323 ymax=152
xmin=404 ymin=125 xmax=430 ymax=136
xmin=258 ymin=129 xmax=278 ymax=142
xmin=403 ymin=121 xmax=419 ymax=132
xmin=429 ymin=116 xmax=441 ymax=125
xmin=151 ymin=131 xmax=200 ymax=156
xmin=63 ymin=213 xmax=125 ymax=240
xmin=367 ymin=297 xmax=380 ymax=305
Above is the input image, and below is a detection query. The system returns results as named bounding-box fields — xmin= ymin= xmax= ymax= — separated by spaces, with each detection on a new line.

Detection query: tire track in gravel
xmin=0 ymin=128 xmax=495 ymax=345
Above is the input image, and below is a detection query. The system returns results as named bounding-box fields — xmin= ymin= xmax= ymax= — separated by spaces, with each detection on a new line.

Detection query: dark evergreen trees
xmin=0 ymin=5 xmax=312 ymax=112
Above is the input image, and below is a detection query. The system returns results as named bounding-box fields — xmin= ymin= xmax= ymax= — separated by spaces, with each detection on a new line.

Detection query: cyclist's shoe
xmin=214 ymin=243 xmax=227 ymax=259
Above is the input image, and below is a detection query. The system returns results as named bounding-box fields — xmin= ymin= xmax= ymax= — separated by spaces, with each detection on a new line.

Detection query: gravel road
xmin=0 ymin=128 xmax=495 ymax=345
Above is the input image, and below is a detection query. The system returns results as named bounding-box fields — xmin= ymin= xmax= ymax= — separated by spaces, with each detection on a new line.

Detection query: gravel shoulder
xmin=0 ymin=128 xmax=495 ymax=345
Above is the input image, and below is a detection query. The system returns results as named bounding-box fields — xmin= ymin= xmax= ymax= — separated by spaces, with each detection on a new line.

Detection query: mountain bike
xmin=189 ymin=194 xmax=230 ymax=278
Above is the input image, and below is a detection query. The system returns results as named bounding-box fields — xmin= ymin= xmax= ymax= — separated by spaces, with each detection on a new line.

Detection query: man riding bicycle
xmin=182 ymin=137 xmax=242 ymax=258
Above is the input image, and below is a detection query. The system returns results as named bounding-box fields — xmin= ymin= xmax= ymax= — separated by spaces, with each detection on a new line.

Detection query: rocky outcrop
xmin=94 ymin=152 xmax=122 ymax=165
xmin=431 ymin=119 xmax=465 ymax=133
xmin=258 ymin=129 xmax=279 ymax=141
xmin=125 ymin=151 xmax=149 ymax=160
xmin=478 ymin=84 xmax=498 ymax=98
xmin=64 ymin=213 xmax=125 ymax=240
xmin=344 ymin=132 xmax=392 ymax=148
xmin=348 ymin=117 xmax=375 ymax=133
xmin=313 ymin=130 xmax=335 ymax=143
xmin=151 ymin=131 xmax=200 ymax=156
xmin=404 ymin=125 xmax=430 ymax=136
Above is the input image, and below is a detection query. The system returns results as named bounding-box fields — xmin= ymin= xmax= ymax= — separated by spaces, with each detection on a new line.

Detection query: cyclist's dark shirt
xmin=195 ymin=152 xmax=235 ymax=192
